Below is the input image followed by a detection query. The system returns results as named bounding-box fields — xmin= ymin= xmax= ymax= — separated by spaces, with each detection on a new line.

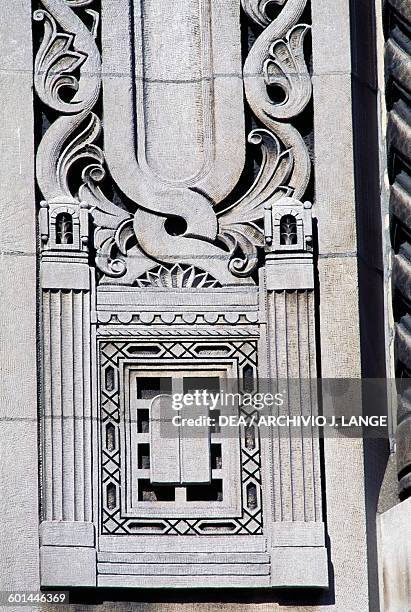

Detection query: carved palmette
xmin=34 ymin=0 xmax=328 ymax=589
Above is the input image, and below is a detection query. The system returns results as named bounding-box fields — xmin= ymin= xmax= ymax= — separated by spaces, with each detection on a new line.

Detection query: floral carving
xmin=135 ymin=265 xmax=222 ymax=289
xmin=218 ymin=0 xmax=312 ymax=276
xmin=33 ymin=10 xmax=87 ymax=114
xmin=33 ymin=1 xmax=100 ymax=115
xmin=218 ymin=130 xmax=293 ymax=276
xmin=37 ymin=112 xmax=105 ymax=201
xmin=34 ymin=0 xmax=130 ymax=278
xmin=34 ymin=0 xmax=103 ymax=201
xmin=242 ymin=0 xmax=311 ymax=200
xmin=79 ymin=176 xmax=132 ymax=278
xmin=34 ymin=0 xmax=313 ymax=284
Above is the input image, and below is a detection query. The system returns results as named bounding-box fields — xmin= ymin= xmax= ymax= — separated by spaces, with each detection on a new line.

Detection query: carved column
xmin=261 ymin=198 xmax=324 ymax=581
xmin=386 ymin=0 xmax=411 ymax=499
xmin=33 ymin=0 xmax=101 ymax=586
xmin=264 ymin=199 xmax=320 ymax=518
xmin=39 ymin=198 xmax=96 ymax=586
xmin=40 ymin=199 xmax=92 ymax=524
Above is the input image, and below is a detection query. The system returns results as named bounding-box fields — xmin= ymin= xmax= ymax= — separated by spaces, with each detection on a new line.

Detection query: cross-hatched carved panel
xmin=99 ymin=336 xmax=263 ymax=535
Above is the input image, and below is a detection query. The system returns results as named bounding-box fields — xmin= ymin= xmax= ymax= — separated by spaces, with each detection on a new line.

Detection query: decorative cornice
xmin=96 ymin=326 xmax=260 ymax=337
xmin=94 ymin=311 xmax=260 ymax=326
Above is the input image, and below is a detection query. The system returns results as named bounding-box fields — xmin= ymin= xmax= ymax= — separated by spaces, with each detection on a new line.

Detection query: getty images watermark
xmin=150 ymin=379 xmax=393 ymax=438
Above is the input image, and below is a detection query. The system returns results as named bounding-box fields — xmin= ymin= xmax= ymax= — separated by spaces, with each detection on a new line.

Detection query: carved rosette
xmin=386 ymin=0 xmax=411 ymax=499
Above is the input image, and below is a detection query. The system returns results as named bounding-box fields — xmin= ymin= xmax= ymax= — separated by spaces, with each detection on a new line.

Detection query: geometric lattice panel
xmin=99 ymin=336 xmax=263 ymax=535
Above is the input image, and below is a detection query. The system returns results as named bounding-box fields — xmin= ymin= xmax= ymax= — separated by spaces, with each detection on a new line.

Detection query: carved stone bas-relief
xmin=386 ymin=0 xmax=411 ymax=499
xmin=34 ymin=0 xmax=328 ymax=588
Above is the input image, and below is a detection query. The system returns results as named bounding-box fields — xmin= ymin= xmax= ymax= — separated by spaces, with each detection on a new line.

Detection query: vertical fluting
xmin=42 ymin=289 xmax=92 ymax=521
xmin=266 ymin=289 xmax=321 ymax=522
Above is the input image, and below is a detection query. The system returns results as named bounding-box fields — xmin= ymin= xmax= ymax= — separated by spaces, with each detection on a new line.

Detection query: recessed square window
xmin=137 ymin=377 xmax=172 ymax=399
xmin=138 ymin=480 xmax=175 ymax=502
xmin=186 ymin=479 xmax=223 ymax=502
xmin=137 ymin=409 xmax=150 ymax=433
xmin=138 ymin=443 xmax=150 ymax=469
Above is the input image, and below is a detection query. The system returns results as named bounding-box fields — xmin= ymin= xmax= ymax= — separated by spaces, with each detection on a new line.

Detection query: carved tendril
xmin=218 ymin=129 xmax=293 ymax=276
xmin=79 ymin=165 xmax=132 ymax=278
xmin=200 ymin=1 xmax=310 ymax=280
xmin=242 ymin=0 xmax=311 ymax=198
xmin=33 ymin=1 xmax=100 ymax=114
xmin=34 ymin=0 xmax=133 ymax=280
xmin=217 ymin=0 xmax=312 ymax=277
xmin=241 ymin=0 xmax=287 ymax=28
xmin=33 ymin=10 xmax=87 ymax=114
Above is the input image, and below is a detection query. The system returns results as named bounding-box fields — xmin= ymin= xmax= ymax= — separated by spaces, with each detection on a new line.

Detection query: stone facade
xmin=0 ymin=0 xmax=409 ymax=610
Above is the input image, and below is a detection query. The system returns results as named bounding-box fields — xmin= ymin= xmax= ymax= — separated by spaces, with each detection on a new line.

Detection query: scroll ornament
xmin=34 ymin=0 xmax=312 ymax=283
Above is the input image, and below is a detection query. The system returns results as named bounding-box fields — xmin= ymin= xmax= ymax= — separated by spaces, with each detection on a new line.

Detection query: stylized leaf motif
xmin=92 ymin=222 xmax=131 ymax=278
xmin=243 ymin=0 xmax=311 ymax=200
xmin=33 ymin=0 xmax=100 ymax=114
xmin=61 ymin=113 xmax=104 ymax=190
xmin=34 ymin=0 xmax=103 ymax=200
xmin=220 ymin=129 xmax=292 ymax=224
xmin=79 ymin=157 xmax=132 ymax=278
xmin=79 ymin=162 xmax=132 ymax=277
xmin=34 ymin=1 xmax=130 ymax=278
xmin=34 ymin=10 xmax=87 ymax=113
xmin=36 ymin=111 xmax=104 ymax=200
xmin=37 ymin=111 xmax=112 ymax=206
xmin=218 ymin=227 xmax=261 ymax=277
xmin=219 ymin=0 xmax=311 ymax=277
xmin=264 ymin=25 xmax=312 ymax=118
xmin=218 ymin=129 xmax=293 ymax=276
xmin=135 ymin=264 xmax=221 ymax=289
